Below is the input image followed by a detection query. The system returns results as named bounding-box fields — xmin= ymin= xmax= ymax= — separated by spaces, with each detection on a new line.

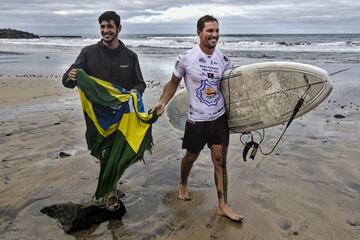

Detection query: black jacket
xmin=62 ymin=40 xmax=146 ymax=94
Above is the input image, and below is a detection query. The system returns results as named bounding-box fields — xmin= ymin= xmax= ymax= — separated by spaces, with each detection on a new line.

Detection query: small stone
xmin=57 ymin=151 xmax=72 ymax=158
xmin=334 ymin=114 xmax=346 ymax=119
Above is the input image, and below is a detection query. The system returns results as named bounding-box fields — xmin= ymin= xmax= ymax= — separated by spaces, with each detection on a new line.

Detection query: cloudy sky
xmin=1 ymin=0 xmax=359 ymax=35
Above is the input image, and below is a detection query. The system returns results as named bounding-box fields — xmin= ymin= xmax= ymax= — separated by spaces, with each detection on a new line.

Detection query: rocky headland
xmin=0 ymin=28 xmax=39 ymax=39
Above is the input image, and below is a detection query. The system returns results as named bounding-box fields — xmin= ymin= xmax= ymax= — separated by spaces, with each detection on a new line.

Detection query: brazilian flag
xmin=76 ymin=69 xmax=157 ymax=199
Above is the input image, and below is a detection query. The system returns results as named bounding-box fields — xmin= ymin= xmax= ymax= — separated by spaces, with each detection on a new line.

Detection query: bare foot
xmin=218 ymin=204 xmax=244 ymax=222
xmin=178 ymin=184 xmax=191 ymax=201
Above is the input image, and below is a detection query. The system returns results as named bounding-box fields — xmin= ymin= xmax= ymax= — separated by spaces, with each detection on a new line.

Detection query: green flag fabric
xmin=76 ymin=69 xmax=157 ymax=199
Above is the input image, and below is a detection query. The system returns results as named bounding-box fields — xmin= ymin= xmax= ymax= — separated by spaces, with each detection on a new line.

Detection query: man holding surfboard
xmin=153 ymin=15 xmax=243 ymax=222
xmin=62 ymin=11 xmax=146 ymax=211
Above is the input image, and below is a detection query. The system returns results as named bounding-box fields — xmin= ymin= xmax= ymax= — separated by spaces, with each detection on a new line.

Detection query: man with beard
xmin=62 ymin=11 xmax=146 ymax=211
xmin=153 ymin=15 xmax=243 ymax=222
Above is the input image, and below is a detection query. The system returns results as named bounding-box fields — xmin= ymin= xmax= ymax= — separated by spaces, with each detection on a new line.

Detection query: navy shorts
xmin=182 ymin=114 xmax=229 ymax=154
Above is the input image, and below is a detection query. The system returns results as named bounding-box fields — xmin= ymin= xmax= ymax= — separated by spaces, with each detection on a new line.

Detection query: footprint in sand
xmin=205 ymin=210 xmax=244 ymax=239
xmin=248 ymin=183 xmax=273 ymax=210
xmin=121 ymin=190 xmax=159 ymax=218
xmin=278 ymin=219 xmax=293 ymax=231
xmin=162 ymin=189 xmax=204 ymax=208
xmin=163 ymin=190 xmax=223 ymax=231
xmin=346 ymin=182 xmax=360 ymax=193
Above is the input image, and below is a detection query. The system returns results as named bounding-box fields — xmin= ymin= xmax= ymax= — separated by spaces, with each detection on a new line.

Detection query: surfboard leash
xmin=222 ymin=146 xmax=228 ymax=204
xmin=224 ymin=67 xmax=312 ymax=161
xmin=329 ymin=67 xmax=350 ymax=76
xmin=250 ymin=68 xmax=350 ymax=161
xmin=240 ymin=85 xmax=311 ymax=161
xmin=228 ymin=66 xmax=344 ymax=162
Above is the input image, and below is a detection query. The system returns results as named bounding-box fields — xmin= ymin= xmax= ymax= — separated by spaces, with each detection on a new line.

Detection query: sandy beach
xmin=1 ymin=47 xmax=360 ymax=239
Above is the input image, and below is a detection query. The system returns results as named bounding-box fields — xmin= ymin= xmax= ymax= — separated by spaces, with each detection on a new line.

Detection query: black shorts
xmin=182 ymin=114 xmax=229 ymax=154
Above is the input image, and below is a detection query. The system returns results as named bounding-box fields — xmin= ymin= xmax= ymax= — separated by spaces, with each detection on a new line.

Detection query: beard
xmin=205 ymin=36 xmax=218 ymax=49
xmin=101 ymin=32 xmax=117 ymax=43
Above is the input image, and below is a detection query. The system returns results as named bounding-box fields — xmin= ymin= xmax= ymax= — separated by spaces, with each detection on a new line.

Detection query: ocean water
xmin=0 ymin=34 xmax=359 ymax=75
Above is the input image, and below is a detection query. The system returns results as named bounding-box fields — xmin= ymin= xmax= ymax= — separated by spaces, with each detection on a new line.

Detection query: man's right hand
xmin=151 ymin=73 xmax=181 ymax=117
xmin=68 ymin=68 xmax=77 ymax=81
xmin=153 ymin=102 xmax=165 ymax=117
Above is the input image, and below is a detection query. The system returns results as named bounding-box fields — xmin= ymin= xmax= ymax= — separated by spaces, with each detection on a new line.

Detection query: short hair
xmin=197 ymin=15 xmax=218 ymax=32
xmin=98 ymin=11 xmax=121 ymax=28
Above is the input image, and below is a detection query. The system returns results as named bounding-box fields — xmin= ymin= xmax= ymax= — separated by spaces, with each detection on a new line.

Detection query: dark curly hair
xmin=197 ymin=15 xmax=218 ymax=32
xmin=98 ymin=11 xmax=121 ymax=28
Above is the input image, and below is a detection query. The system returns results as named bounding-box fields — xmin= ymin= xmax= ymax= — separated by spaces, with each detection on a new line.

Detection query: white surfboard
xmin=166 ymin=61 xmax=333 ymax=133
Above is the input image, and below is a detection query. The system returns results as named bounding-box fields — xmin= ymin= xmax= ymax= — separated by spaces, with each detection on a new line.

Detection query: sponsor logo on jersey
xmin=196 ymin=80 xmax=221 ymax=106
xmin=204 ymin=87 xmax=216 ymax=96
xmin=200 ymin=72 xmax=207 ymax=76
xmin=223 ymin=55 xmax=229 ymax=62
xmin=199 ymin=57 xmax=206 ymax=63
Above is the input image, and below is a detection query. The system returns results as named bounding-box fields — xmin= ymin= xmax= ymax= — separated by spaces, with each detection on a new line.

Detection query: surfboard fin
xmin=243 ymin=141 xmax=259 ymax=161
xmin=250 ymin=144 xmax=258 ymax=160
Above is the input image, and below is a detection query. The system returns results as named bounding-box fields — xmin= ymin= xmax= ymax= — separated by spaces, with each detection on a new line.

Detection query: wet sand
xmin=0 ymin=64 xmax=360 ymax=239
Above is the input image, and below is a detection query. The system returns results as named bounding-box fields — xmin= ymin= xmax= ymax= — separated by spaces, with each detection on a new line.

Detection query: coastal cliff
xmin=0 ymin=28 xmax=39 ymax=39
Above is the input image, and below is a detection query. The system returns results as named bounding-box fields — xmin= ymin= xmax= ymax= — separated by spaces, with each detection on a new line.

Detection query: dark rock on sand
xmin=0 ymin=28 xmax=39 ymax=39
xmin=41 ymin=200 xmax=126 ymax=234
xmin=347 ymin=219 xmax=360 ymax=227
xmin=334 ymin=114 xmax=346 ymax=119
xmin=56 ymin=151 xmax=72 ymax=158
